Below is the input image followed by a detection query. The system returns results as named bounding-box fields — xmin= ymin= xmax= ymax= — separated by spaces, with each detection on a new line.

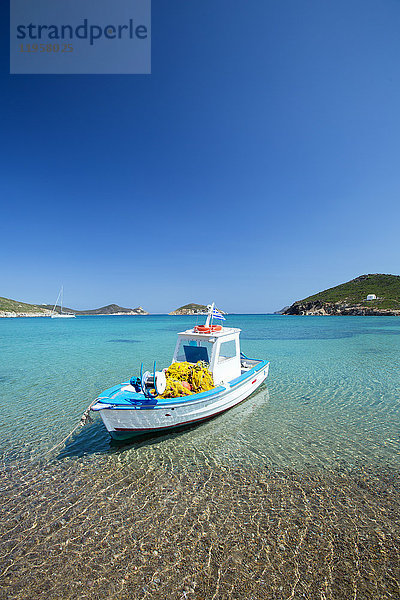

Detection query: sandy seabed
xmin=0 ymin=448 xmax=399 ymax=600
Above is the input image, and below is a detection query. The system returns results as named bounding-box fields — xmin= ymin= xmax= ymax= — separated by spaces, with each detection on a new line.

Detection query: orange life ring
xmin=194 ymin=325 xmax=211 ymax=333
xmin=194 ymin=324 xmax=222 ymax=333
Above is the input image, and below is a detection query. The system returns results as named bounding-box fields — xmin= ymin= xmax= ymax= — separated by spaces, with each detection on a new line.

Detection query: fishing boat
xmin=51 ymin=286 xmax=75 ymax=319
xmin=91 ymin=304 xmax=269 ymax=439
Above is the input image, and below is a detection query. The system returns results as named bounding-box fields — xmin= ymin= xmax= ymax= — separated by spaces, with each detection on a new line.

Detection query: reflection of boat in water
xmin=186 ymin=387 xmax=270 ymax=465
xmin=190 ymin=385 xmax=270 ymax=441
xmin=92 ymin=304 xmax=270 ymax=440
xmin=50 ymin=286 xmax=75 ymax=319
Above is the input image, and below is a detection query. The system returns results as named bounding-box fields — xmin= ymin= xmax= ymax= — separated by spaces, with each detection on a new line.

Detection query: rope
xmin=43 ymin=399 xmax=98 ymax=457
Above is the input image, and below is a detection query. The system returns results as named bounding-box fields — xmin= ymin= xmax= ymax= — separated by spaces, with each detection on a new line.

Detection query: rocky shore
xmin=169 ymin=309 xmax=208 ymax=315
xmin=283 ymin=300 xmax=400 ymax=316
xmin=0 ymin=310 xmax=52 ymax=318
xmin=281 ymin=274 xmax=400 ymax=316
xmin=0 ymin=310 xmax=148 ymax=318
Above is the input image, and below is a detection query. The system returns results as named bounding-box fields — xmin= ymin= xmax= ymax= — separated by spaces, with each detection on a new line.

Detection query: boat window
xmin=183 ymin=345 xmax=209 ymax=363
xmin=176 ymin=340 xmax=211 ymax=364
xmin=218 ymin=340 xmax=237 ymax=363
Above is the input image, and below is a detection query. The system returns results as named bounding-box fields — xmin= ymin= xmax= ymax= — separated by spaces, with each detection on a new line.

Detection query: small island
xmin=282 ymin=274 xmax=400 ymax=316
xmin=43 ymin=303 xmax=149 ymax=316
xmin=169 ymin=303 xmax=226 ymax=316
xmin=0 ymin=297 xmax=149 ymax=318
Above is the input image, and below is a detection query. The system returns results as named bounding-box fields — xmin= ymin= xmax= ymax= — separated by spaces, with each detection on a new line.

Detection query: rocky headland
xmin=282 ymin=274 xmax=400 ymax=316
xmin=284 ymin=300 xmax=400 ymax=316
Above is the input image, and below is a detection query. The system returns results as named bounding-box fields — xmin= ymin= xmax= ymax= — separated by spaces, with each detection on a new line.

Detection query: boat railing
xmin=240 ymin=352 xmax=262 ymax=371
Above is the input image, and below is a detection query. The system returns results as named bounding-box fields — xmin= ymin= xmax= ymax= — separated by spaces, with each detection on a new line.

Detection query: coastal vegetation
xmin=169 ymin=303 xmax=209 ymax=315
xmin=43 ymin=303 xmax=149 ymax=316
xmin=0 ymin=297 xmax=148 ymax=317
xmin=284 ymin=274 xmax=400 ymax=315
xmin=0 ymin=296 xmax=50 ymax=316
xmin=169 ymin=303 xmax=226 ymax=315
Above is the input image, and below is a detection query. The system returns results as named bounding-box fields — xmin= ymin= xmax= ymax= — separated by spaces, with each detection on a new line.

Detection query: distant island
xmin=0 ymin=297 xmax=149 ymax=318
xmin=42 ymin=303 xmax=149 ymax=316
xmin=282 ymin=274 xmax=400 ymax=316
xmin=169 ymin=303 xmax=226 ymax=316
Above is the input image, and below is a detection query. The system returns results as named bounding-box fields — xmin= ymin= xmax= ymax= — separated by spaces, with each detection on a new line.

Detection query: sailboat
xmin=50 ymin=286 xmax=76 ymax=319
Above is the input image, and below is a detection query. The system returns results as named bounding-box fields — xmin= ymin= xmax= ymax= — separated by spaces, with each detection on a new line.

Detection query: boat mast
xmin=60 ymin=285 xmax=63 ymax=315
xmin=52 ymin=287 xmax=62 ymax=316
xmin=205 ymin=303 xmax=215 ymax=328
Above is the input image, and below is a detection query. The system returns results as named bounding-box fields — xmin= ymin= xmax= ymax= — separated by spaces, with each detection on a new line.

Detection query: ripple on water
xmin=107 ymin=339 xmax=142 ymax=344
xmin=0 ymin=451 xmax=399 ymax=600
xmin=1 ymin=315 xmax=400 ymax=598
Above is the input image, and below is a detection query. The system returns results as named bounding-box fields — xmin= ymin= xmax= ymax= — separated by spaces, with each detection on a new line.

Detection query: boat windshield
xmin=175 ymin=339 xmax=213 ymax=365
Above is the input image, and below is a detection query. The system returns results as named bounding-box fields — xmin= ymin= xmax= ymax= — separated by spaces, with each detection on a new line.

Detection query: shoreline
xmin=2 ymin=311 xmax=400 ymax=318
xmin=0 ymin=312 xmax=148 ymax=318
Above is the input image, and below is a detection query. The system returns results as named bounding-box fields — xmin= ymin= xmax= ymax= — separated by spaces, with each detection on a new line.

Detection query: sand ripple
xmin=0 ymin=454 xmax=399 ymax=600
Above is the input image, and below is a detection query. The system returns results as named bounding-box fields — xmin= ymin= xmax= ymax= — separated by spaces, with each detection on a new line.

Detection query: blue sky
xmin=1 ymin=0 xmax=400 ymax=313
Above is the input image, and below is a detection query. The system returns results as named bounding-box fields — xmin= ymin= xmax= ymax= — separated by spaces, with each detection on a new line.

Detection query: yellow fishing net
xmin=160 ymin=361 xmax=214 ymax=398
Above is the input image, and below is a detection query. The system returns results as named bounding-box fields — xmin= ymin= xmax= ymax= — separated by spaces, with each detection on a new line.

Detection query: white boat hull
xmin=93 ymin=362 xmax=269 ymax=440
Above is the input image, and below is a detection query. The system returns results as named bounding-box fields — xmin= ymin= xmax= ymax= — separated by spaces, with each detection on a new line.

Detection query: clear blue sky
xmin=1 ymin=0 xmax=400 ymax=313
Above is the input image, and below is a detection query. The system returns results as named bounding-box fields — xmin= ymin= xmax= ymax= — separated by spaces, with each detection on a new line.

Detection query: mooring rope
xmin=43 ymin=399 xmax=98 ymax=457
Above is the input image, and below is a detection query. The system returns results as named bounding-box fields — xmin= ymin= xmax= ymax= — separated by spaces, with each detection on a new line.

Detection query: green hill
xmin=75 ymin=304 xmax=148 ymax=315
xmin=303 ymin=274 xmax=400 ymax=308
xmin=169 ymin=303 xmax=226 ymax=315
xmin=0 ymin=296 xmax=49 ymax=315
xmin=169 ymin=303 xmax=208 ymax=315
xmin=1 ymin=297 xmax=149 ymax=316
xmin=41 ymin=303 xmax=148 ymax=315
xmin=284 ymin=274 xmax=400 ymax=315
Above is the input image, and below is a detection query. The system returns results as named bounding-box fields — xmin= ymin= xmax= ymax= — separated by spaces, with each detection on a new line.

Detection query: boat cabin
xmin=172 ymin=327 xmax=242 ymax=385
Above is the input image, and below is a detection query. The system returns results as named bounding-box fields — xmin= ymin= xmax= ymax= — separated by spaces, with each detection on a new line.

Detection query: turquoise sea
xmin=1 ymin=315 xmax=399 ymax=599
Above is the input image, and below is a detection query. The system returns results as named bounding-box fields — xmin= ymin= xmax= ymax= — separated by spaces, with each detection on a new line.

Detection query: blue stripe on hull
xmin=108 ymin=378 xmax=268 ymax=441
xmin=95 ymin=360 xmax=269 ymax=410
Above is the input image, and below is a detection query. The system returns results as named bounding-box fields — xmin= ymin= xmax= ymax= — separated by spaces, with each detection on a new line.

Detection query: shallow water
xmin=1 ymin=315 xmax=399 ymax=598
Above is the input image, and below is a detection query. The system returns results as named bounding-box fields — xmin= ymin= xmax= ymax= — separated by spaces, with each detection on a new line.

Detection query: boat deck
xmin=93 ymin=359 xmax=268 ymax=411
